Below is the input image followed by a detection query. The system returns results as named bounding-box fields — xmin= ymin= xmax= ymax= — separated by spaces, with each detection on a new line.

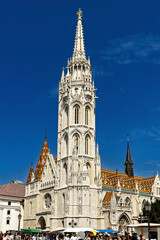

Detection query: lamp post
xmin=144 ymin=200 xmax=151 ymax=240
xmin=18 ymin=213 xmax=22 ymax=232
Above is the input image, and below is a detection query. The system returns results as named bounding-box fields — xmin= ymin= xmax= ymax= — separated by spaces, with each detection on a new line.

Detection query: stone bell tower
xmin=54 ymin=9 xmax=104 ymax=229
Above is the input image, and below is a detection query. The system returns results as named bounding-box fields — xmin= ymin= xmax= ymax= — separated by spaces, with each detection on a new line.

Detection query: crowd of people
xmin=0 ymin=231 xmax=146 ymax=240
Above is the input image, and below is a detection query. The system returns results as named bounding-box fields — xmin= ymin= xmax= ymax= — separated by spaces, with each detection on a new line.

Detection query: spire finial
xmin=77 ymin=8 xmax=82 ymax=21
xmin=73 ymin=9 xmax=86 ymax=60
xmin=127 ymin=133 xmax=129 ymax=144
xmin=45 ymin=129 xmax=47 ymax=140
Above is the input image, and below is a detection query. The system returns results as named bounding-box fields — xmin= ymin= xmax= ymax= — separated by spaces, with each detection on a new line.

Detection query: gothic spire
xmin=126 ymin=134 xmax=133 ymax=164
xmin=125 ymin=134 xmax=134 ymax=177
xmin=26 ymin=162 xmax=34 ymax=184
xmin=34 ymin=137 xmax=49 ymax=180
xmin=73 ymin=8 xmax=86 ymax=60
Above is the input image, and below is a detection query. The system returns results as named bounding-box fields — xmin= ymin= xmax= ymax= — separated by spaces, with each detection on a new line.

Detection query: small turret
xmin=125 ymin=134 xmax=134 ymax=177
xmin=34 ymin=132 xmax=49 ymax=180
xmin=117 ymin=178 xmax=121 ymax=192
xmin=26 ymin=163 xmax=34 ymax=184
xmin=61 ymin=68 xmax=65 ymax=82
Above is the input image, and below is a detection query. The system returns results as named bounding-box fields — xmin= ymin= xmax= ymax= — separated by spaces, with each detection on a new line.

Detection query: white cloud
xmin=151 ymin=107 xmax=160 ymax=112
xmin=48 ymin=86 xmax=59 ymax=98
xmin=131 ymin=127 xmax=160 ymax=140
xmin=100 ymin=34 xmax=160 ymax=65
xmin=92 ymin=66 xmax=114 ymax=78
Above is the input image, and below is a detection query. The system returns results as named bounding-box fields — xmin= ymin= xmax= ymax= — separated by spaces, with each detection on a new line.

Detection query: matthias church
xmin=24 ymin=9 xmax=160 ymax=232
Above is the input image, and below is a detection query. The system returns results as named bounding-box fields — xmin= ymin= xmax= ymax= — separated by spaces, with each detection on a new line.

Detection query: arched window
xmin=29 ymin=201 xmax=32 ymax=216
xmin=65 ymin=106 xmax=69 ymax=126
xmin=64 ymin=135 xmax=68 ymax=156
xmin=85 ymin=135 xmax=90 ymax=155
xmin=44 ymin=193 xmax=52 ymax=209
xmin=74 ymin=105 xmax=79 ymax=124
xmin=63 ymin=163 xmax=67 ymax=184
xmin=142 ymin=199 xmax=146 ymax=210
xmin=73 ymin=133 xmax=79 ymax=152
xmin=85 ymin=106 xmax=90 ymax=125
xmin=125 ymin=197 xmax=130 ymax=206
xmin=62 ymin=193 xmax=65 ymax=213
xmin=86 ymin=162 xmax=91 ymax=184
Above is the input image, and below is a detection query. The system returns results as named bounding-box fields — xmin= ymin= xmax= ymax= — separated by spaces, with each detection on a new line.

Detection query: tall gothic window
xmin=63 ymin=163 xmax=67 ymax=185
xmin=73 ymin=133 xmax=79 ymax=151
xmin=74 ymin=105 xmax=79 ymax=124
xmin=29 ymin=201 xmax=32 ymax=216
xmin=65 ymin=106 xmax=69 ymax=126
xmin=62 ymin=193 xmax=65 ymax=213
xmin=64 ymin=135 xmax=68 ymax=156
xmin=85 ymin=106 xmax=90 ymax=125
xmin=85 ymin=135 xmax=89 ymax=155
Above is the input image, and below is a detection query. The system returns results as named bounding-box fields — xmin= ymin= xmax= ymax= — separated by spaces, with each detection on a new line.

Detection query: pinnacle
xmin=73 ymin=9 xmax=86 ymax=60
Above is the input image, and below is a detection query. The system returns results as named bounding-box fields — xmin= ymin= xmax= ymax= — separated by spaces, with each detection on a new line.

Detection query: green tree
xmin=149 ymin=199 xmax=160 ymax=223
xmin=141 ymin=199 xmax=160 ymax=223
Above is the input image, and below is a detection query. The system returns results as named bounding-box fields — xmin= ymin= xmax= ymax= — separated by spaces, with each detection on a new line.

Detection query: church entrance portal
xmin=118 ymin=213 xmax=130 ymax=233
xmin=38 ymin=216 xmax=46 ymax=230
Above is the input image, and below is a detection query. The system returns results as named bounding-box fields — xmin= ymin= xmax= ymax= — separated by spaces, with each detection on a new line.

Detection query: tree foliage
xmin=149 ymin=199 xmax=160 ymax=223
xmin=141 ymin=199 xmax=160 ymax=223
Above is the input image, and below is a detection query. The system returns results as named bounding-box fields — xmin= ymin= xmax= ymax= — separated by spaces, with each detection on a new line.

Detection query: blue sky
xmin=1 ymin=0 xmax=160 ymax=184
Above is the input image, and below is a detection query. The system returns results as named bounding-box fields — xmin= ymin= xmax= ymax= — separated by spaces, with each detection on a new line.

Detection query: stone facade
xmin=24 ymin=9 xmax=160 ymax=232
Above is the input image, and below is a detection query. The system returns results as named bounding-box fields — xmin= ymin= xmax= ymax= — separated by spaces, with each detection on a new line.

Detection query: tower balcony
xmin=85 ymin=90 xmax=92 ymax=100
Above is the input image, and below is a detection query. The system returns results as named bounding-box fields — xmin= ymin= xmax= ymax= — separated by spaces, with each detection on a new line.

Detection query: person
xmin=59 ymin=234 xmax=64 ymax=240
xmin=71 ymin=234 xmax=77 ymax=240
xmin=131 ymin=233 xmax=137 ymax=240
xmin=15 ymin=232 xmax=21 ymax=240
xmin=64 ymin=234 xmax=70 ymax=240
xmin=9 ymin=233 xmax=14 ymax=240
xmin=0 ymin=233 xmax=3 ymax=240
xmin=32 ymin=234 xmax=37 ymax=240
xmin=3 ymin=234 xmax=9 ymax=240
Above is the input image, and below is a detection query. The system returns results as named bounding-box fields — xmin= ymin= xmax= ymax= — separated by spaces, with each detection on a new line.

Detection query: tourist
xmin=71 ymin=234 xmax=77 ymax=240
xmin=59 ymin=234 xmax=64 ymax=240
xmin=64 ymin=234 xmax=70 ymax=240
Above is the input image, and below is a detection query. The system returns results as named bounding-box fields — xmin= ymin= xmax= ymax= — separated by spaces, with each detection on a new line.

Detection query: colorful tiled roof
xmin=26 ymin=164 xmax=34 ymax=184
xmin=101 ymin=168 xmax=155 ymax=194
xmin=103 ymin=191 xmax=117 ymax=206
xmin=34 ymin=139 xmax=49 ymax=181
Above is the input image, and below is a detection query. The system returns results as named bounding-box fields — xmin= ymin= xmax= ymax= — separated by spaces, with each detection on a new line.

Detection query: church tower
xmin=54 ymin=9 xmax=104 ymax=229
xmin=125 ymin=135 xmax=134 ymax=177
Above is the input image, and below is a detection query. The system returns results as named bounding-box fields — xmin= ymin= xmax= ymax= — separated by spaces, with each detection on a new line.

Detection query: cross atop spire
xmin=73 ymin=8 xmax=86 ymax=60
xmin=77 ymin=8 xmax=82 ymax=21
xmin=45 ymin=129 xmax=47 ymax=140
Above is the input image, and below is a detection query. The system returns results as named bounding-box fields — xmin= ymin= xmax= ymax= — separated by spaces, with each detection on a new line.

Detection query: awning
xmin=21 ymin=229 xmax=42 ymax=233
xmin=51 ymin=228 xmax=65 ymax=233
xmin=95 ymin=229 xmax=117 ymax=233
xmin=64 ymin=228 xmax=97 ymax=234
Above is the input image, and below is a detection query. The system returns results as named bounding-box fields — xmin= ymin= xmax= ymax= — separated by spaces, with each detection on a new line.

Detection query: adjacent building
xmin=0 ymin=181 xmax=25 ymax=233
